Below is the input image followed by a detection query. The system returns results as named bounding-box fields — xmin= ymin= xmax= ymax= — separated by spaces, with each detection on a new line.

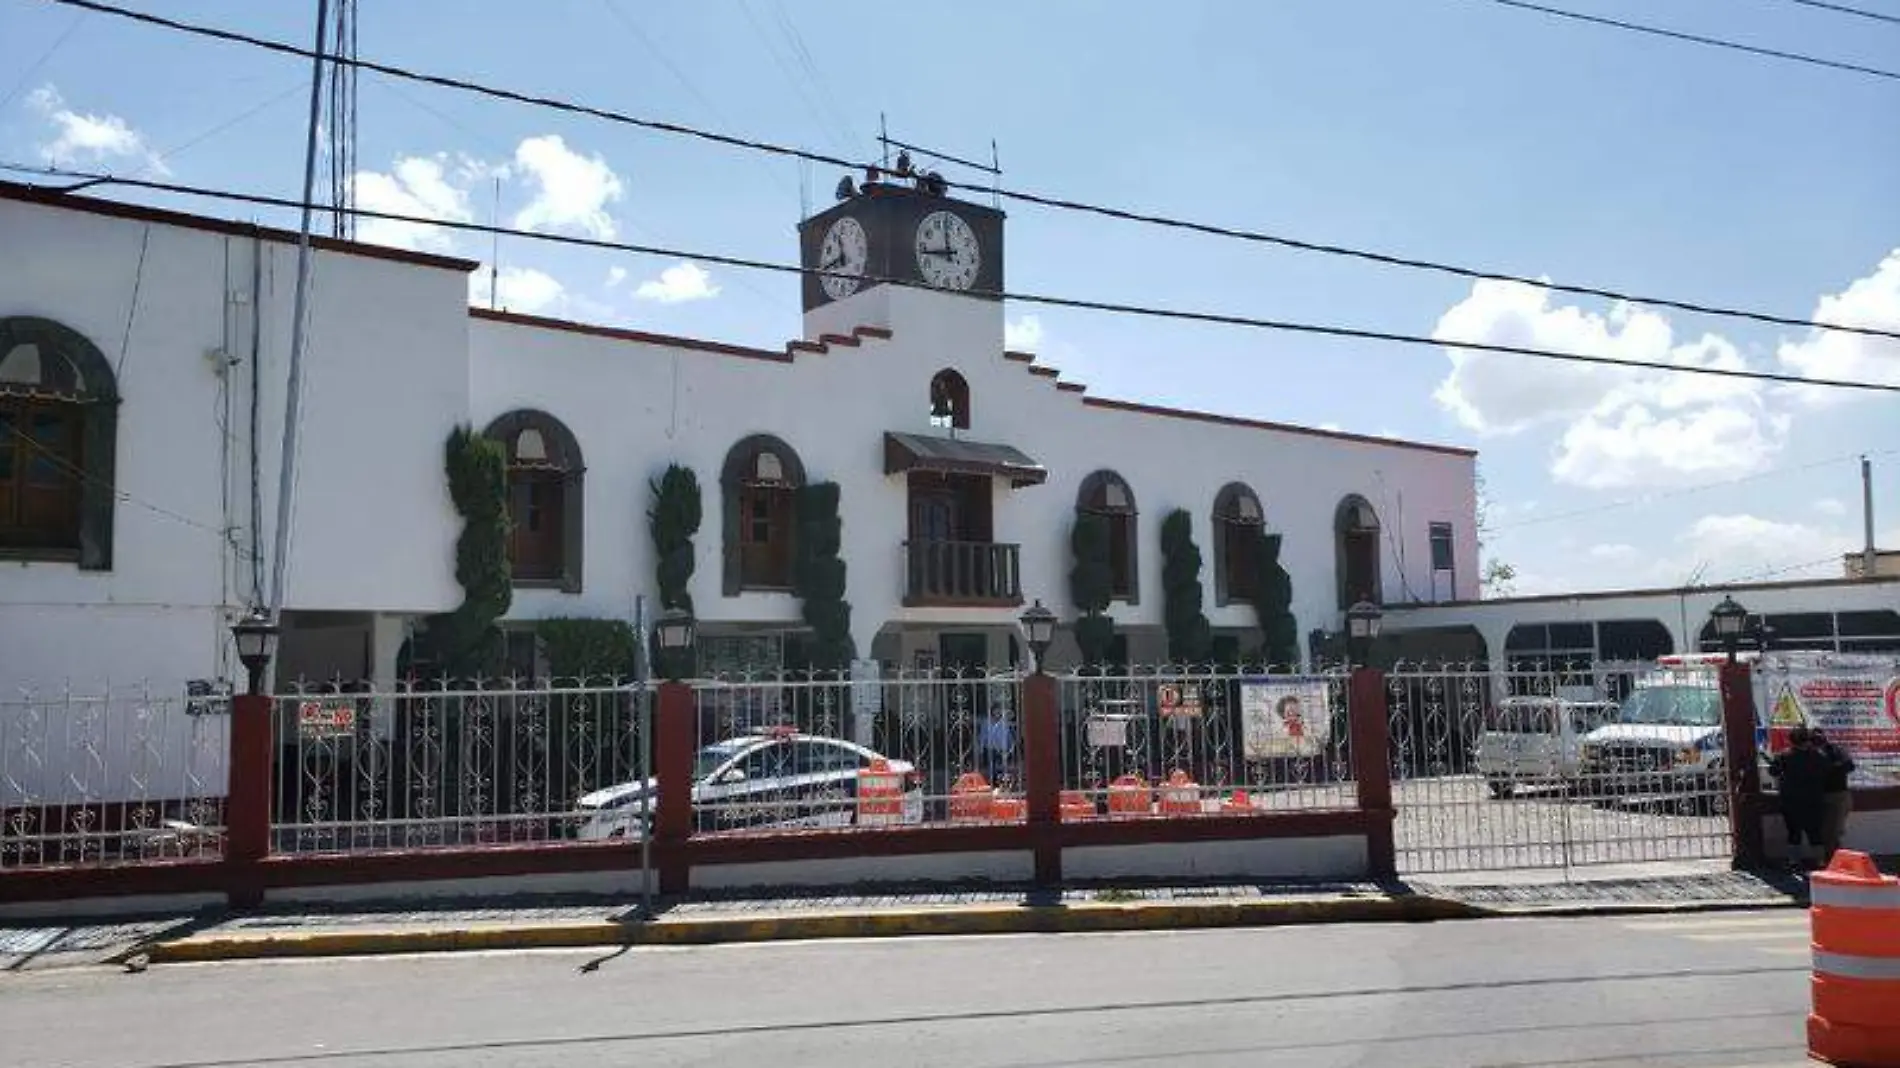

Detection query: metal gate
xmin=1385 ymin=664 xmax=1734 ymax=874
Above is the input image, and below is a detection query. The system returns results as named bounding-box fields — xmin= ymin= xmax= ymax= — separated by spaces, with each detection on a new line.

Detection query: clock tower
xmin=797 ymin=173 xmax=1006 ymax=316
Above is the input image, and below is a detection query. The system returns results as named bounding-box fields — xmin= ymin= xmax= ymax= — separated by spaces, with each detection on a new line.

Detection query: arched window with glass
xmin=483 ymin=409 xmax=585 ymax=592
xmin=0 ymin=317 xmax=119 ymax=569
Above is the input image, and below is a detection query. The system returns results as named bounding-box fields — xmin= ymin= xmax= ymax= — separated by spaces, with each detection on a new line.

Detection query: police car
xmin=571 ymin=727 xmax=924 ymax=839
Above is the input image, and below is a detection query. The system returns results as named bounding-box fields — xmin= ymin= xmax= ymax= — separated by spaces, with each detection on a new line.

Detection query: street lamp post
xmin=654 ymin=607 xmax=697 ymax=682
xmin=230 ymin=609 xmax=280 ymax=696
xmin=1345 ymin=599 xmax=1383 ymax=666
xmin=1020 ymin=600 xmax=1057 ymax=674
xmin=1709 ymin=595 xmax=1749 ymax=665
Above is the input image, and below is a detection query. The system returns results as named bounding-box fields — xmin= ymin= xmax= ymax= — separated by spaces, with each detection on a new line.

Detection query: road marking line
xmin=1621 ymin=915 xmax=1806 ymax=931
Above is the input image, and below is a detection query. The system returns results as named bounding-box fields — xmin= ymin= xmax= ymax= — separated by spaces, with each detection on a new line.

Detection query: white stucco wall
xmin=0 ymin=193 xmax=467 ymax=803
xmin=471 ymin=285 xmax=1478 ymax=653
xmin=1385 ymin=575 xmax=1900 ymax=663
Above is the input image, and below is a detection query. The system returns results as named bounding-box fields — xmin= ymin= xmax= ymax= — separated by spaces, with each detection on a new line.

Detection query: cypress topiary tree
xmin=793 ymin=481 xmax=855 ymax=670
xmin=429 ymin=425 xmax=511 ymax=677
xmin=649 ymin=463 xmax=702 ymax=679
xmin=1251 ymin=531 xmax=1301 ymax=668
xmin=1160 ymin=510 xmax=1214 ymax=664
xmin=1070 ymin=510 xmax=1116 ymax=668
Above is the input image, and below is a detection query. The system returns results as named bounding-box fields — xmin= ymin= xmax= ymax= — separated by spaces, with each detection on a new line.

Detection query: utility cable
xmin=1488 ymin=447 xmax=1900 ymax=533
xmin=7 ymin=163 xmax=1900 ymax=401
xmin=1475 ymin=0 xmax=1900 ymax=81
xmin=0 ymin=418 xmax=253 ymax=554
xmin=32 ymin=0 xmax=1900 ymax=346
xmin=1778 ymin=0 xmax=1900 ymax=28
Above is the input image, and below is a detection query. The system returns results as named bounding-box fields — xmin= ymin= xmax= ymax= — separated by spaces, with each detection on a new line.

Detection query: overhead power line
xmin=1489 ymin=447 xmax=1900 ymax=533
xmin=33 ymin=0 xmax=1900 ymax=347
xmin=1780 ymin=0 xmax=1900 ymax=28
xmin=9 ymin=163 xmax=1900 ymax=401
xmin=1477 ymin=0 xmax=1900 ymax=81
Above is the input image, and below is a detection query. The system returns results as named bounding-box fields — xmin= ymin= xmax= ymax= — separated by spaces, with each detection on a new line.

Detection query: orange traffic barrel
xmin=948 ymin=772 xmax=995 ymax=822
xmin=1059 ymin=789 xmax=1096 ymax=821
xmin=1808 ymin=850 xmax=1900 ymax=1068
xmin=1158 ymin=769 xmax=1203 ymax=815
xmin=1105 ymin=774 xmax=1151 ymax=817
xmin=1220 ymin=790 xmax=1254 ymax=814
xmin=856 ymin=757 xmax=906 ymax=826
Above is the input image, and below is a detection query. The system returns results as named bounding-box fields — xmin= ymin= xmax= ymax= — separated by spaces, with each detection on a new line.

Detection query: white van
xmin=1478 ymin=696 xmax=1620 ymax=798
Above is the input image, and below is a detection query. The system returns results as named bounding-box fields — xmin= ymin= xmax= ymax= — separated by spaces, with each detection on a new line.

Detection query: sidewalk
xmin=0 ymin=866 xmax=1817 ymax=971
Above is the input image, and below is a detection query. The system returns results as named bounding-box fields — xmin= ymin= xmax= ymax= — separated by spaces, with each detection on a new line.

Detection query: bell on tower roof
xmin=834 ymin=175 xmax=856 ymax=201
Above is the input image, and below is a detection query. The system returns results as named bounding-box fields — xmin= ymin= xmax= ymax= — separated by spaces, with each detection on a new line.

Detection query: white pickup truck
xmin=1577 ymin=677 xmax=1729 ymax=813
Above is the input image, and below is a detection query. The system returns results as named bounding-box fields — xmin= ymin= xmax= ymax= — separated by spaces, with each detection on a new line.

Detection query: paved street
xmin=1391 ymin=776 xmax=1731 ymax=874
xmin=0 ymin=911 xmax=1815 ymax=1068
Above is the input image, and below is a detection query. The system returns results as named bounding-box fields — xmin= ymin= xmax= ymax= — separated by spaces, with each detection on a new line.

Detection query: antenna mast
xmin=322 ymin=0 xmax=358 ymax=238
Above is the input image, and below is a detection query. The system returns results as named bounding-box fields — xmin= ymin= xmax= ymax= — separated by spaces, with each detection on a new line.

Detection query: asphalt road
xmin=1390 ymin=776 xmax=1732 ymax=874
xmin=0 ymin=911 xmax=1816 ymax=1068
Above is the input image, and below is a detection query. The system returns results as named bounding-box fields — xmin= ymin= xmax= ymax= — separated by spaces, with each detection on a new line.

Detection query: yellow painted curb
xmin=144 ymin=894 xmax=1479 ymax=964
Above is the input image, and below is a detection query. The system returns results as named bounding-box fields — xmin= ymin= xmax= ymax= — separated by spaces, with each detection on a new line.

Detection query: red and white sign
xmin=1157 ymin=683 xmax=1203 ymax=719
xmin=297 ymin=701 xmax=357 ymax=740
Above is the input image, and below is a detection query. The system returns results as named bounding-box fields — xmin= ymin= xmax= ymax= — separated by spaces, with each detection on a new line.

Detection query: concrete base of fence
xmin=135 ymin=893 xmax=1477 ymax=965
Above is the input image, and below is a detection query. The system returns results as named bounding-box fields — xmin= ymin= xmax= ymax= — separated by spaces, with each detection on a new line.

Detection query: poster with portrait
xmin=1241 ymin=679 xmax=1331 ymax=760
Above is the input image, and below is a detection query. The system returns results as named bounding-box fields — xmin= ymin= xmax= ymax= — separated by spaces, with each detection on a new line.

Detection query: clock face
xmin=914 ymin=210 xmax=981 ymax=291
xmin=818 ymin=216 xmax=869 ymax=300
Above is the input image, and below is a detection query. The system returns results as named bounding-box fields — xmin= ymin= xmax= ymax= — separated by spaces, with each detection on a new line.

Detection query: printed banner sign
xmin=1757 ymin=656 xmax=1900 ymax=787
xmin=1241 ymin=679 xmax=1330 ymax=760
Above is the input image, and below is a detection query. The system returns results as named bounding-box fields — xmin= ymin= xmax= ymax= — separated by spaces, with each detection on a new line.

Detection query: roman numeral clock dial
xmin=914 ymin=210 xmax=981 ymax=292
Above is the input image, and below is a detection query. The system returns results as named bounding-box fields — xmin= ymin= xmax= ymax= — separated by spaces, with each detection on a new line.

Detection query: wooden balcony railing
xmin=903 ymin=540 xmax=1022 ymax=607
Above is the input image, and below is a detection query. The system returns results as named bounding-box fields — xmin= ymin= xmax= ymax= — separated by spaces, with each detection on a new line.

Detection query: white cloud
xmin=351 ymin=155 xmax=472 ymax=251
xmin=469 ymin=265 xmax=565 ymax=315
xmin=633 ymin=261 xmax=718 ymax=304
xmin=27 ymin=84 xmax=167 ymax=175
xmin=511 ymin=134 xmax=623 ymax=238
xmin=1432 ymin=280 xmax=1784 ymax=489
xmin=605 ymin=266 xmax=628 ymax=288
xmin=1775 ymin=250 xmax=1900 ymax=403
xmin=1813 ymin=497 xmax=1848 ymax=518
xmin=1005 ymin=315 xmax=1044 ymax=352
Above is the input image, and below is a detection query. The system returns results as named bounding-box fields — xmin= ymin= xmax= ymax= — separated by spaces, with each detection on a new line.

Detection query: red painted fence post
xmin=224 ymin=692 xmax=274 ymax=907
xmin=653 ymin=681 xmax=696 ymax=893
xmin=1348 ymin=667 xmax=1396 ymax=879
xmin=1719 ymin=661 xmax=1766 ymax=870
xmin=1023 ymin=672 xmax=1062 ymax=886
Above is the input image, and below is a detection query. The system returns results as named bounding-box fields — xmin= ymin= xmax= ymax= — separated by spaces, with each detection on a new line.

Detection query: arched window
xmin=721 ymin=435 xmax=806 ymax=594
xmin=928 ymin=369 xmax=971 ymax=431
xmin=483 ymin=410 xmax=584 ymax=592
xmin=1335 ymin=494 xmax=1382 ymax=609
xmin=0 ymin=317 xmax=119 ymax=569
xmin=1077 ymin=470 xmax=1138 ymax=603
xmin=1211 ymin=482 xmax=1264 ymax=605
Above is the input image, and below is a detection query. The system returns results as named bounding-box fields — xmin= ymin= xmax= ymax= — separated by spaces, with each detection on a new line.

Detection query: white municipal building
xmin=0 ymin=174 xmax=1484 ymax=697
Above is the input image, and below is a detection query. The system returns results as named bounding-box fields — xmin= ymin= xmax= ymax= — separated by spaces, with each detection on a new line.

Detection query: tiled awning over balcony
xmin=882 ymin=431 xmax=1047 ymax=488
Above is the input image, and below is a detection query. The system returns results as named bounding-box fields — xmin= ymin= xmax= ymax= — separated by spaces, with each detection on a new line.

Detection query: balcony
xmin=903 ymin=540 xmax=1022 ymax=607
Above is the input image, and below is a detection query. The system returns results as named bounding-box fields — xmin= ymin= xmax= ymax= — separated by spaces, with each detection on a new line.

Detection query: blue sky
xmin=3 ymin=0 xmax=1898 ymax=596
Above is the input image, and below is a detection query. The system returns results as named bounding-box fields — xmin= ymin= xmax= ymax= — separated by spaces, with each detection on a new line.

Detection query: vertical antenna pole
xmin=266 ymin=0 xmax=331 ymax=625
xmin=879 ymin=112 xmax=889 ymax=169
xmin=1862 ymin=455 xmax=1877 ymax=578
xmin=991 ymin=138 xmax=1000 ymax=209
xmin=490 ymin=176 xmax=501 ymax=310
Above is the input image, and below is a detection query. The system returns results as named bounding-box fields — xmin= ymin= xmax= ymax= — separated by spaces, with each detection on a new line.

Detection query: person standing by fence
xmin=979 ymin=702 xmax=1014 ymax=789
xmin=1812 ymin=727 xmax=1855 ymax=864
xmin=1769 ymin=726 xmax=1830 ymax=871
